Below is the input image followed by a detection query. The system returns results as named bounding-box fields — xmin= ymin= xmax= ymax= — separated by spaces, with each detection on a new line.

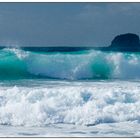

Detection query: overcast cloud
xmin=0 ymin=3 xmax=139 ymax=47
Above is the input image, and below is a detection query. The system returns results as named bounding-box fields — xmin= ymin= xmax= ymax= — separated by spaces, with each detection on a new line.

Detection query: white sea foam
xmin=23 ymin=50 xmax=140 ymax=79
xmin=3 ymin=48 xmax=29 ymax=59
xmin=0 ymin=80 xmax=140 ymax=127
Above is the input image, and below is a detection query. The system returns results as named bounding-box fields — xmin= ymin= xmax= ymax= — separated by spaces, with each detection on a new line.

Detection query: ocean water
xmin=0 ymin=48 xmax=140 ymax=137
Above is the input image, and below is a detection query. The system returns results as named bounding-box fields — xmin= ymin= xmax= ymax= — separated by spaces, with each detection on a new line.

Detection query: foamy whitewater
xmin=0 ymin=48 xmax=140 ymax=137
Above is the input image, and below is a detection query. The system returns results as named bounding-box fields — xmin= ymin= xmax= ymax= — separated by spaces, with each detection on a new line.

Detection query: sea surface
xmin=0 ymin=48 xmax=140 ymax=137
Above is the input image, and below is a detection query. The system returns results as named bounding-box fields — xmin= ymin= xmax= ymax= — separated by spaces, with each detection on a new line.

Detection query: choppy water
xmin=0 ymin=80 xmax=140 ymax=137
xmin=0 ymin=48 xmax=140 ymax=137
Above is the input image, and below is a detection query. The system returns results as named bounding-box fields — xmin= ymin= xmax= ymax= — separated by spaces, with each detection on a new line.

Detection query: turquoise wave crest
xmin=0 ymin=48 xmax=140 ymax=80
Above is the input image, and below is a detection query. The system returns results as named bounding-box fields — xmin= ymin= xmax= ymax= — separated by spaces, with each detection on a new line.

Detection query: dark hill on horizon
xmin=0 ymin=33 xmax=140 ymax=52
xmin=109 ymin=33 xmax=140 ymax=51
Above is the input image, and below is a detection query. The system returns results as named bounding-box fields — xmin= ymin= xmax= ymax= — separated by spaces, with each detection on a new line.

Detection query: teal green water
xmin=0 ymin=48 xmax=140 ymax=80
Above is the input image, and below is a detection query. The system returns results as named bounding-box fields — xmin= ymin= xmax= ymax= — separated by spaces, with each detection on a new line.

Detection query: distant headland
xmin=109 ymin=33 xmax=140 ymax=51
xmin=0 ymin=33 xmax=140 ymax=52
xmin=94 ymin=33 xmax=140 ymax=52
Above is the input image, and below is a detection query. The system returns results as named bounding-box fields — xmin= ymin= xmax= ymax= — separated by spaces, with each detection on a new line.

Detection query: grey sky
xmin=0 ymin=3 xmax=140 ymax=47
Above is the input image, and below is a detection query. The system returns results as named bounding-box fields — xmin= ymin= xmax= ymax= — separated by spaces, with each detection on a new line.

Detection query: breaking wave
xmin=0 ymin=48 xmax=140 ymax=80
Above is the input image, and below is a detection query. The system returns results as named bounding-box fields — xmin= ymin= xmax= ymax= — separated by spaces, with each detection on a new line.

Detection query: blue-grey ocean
xmin=0 ymin=48 xmax=140 ymax=137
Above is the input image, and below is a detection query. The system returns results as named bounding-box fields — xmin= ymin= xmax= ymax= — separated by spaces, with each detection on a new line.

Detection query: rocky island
xmin=0 ymin=33 xmax=140 ymax=52
xmin=109 ymin=33 xmax=140 ymax=51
